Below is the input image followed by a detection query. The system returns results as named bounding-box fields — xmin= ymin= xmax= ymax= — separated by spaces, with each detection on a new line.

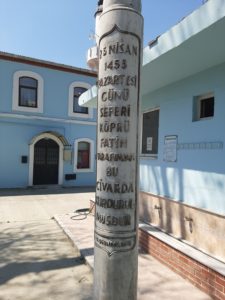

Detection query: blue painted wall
xmin=0 ymin=58 xmax=97 ymax=188
xmin=140 ymin=62 xmax=225 ymax=215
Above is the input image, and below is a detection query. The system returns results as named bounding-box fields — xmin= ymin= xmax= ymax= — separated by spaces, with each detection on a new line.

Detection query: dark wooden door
xmin=33 ymin=139 xmax=59 ymax=185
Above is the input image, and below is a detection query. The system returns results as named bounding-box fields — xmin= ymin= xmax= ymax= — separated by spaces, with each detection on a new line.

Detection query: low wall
xmin=139 ymin=224 xmax=225 ymax=300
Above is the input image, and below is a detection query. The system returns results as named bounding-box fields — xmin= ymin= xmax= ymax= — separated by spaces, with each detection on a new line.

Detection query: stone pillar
xmin=94 ymin=0 xmax=143 ymax=299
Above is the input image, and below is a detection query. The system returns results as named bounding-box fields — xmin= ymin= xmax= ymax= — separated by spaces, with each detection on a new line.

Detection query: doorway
xmin=33 ymin=138 xmax=59 ymax=185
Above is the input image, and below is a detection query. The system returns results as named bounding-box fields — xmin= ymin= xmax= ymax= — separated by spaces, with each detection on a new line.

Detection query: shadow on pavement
xmin=0 ymin=256 xmax=84 ymax=285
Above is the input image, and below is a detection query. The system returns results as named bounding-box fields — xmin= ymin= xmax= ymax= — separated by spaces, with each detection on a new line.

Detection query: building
xmin=0 ymin=52 xmax=97 ymax=188
xmin=83 ymin=0 xmax=225 ymax=297
xmin=138 ymin=0 xmax=225 ymax=260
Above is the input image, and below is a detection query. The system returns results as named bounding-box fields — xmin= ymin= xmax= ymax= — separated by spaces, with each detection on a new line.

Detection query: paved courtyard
xmin=0 ymin=187 xmax=211 ymax=300
xmin=0 ymin=187 xmax=95 ymax=300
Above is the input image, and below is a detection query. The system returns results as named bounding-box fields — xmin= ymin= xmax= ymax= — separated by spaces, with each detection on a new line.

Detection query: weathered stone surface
xmin=94 ymin=1 xmax=143 ymax=299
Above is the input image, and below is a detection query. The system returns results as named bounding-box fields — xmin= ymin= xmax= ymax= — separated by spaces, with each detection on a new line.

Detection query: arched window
xmin=77 ymin=141 xmax=90 ymax=169
xmin=12 ymin=70 xmax=44 ymax=113
xmin=19 ymin=76 xmax=38 ymax=108
xmin=74 ymin=138 xmax=94 ymax=172
xmin=68 ymin=82 xmax=93 ymax=118
xmin=73 ymin=86 xmax=88 ymax=114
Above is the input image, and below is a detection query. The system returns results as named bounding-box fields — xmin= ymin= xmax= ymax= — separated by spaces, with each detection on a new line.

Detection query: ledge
xmin=139 ymin=222 xmax=225 ymax=277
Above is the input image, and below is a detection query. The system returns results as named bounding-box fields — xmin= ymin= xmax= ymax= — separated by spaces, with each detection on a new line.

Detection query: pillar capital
xmin=103 ymin=0 xmax=141 ymax=13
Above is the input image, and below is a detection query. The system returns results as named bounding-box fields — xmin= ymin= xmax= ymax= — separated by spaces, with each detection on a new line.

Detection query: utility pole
xmin=94 ymin=0 xmax=143 ymax=299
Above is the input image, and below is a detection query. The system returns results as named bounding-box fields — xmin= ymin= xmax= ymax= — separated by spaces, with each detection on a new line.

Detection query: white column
xmin=94 ymin=0 xmax=143 ymax=299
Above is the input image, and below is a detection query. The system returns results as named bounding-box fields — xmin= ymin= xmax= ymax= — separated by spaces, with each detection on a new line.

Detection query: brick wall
xmin=139 ymin=228 xmax=225 ymax=300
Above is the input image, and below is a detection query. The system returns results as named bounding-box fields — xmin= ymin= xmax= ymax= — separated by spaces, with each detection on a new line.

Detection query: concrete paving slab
xmin=0 ymin=220 xmax=93 ymax=300
xmin=0 ymin=187 xmax=95 ymax=300
xmin=0 ymin=188 xmax=212 ymax=299
xmin=55 ymin=212 xmax=212 ymax=300
xmin=0 ymin=187 xmax=94 ymax=222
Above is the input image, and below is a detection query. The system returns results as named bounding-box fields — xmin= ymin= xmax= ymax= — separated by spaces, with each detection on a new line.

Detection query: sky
xmin=0 ymin=0 xmax=204 ymax=69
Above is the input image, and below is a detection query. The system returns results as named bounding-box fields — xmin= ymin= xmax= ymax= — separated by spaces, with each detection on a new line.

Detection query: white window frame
xmin=74 ymin=138 xmax=94 ymax=173
xmin=68 ymin=81 xmax=93 ymax=118
xmin=12 ymin=70 xmax=44 ymax=113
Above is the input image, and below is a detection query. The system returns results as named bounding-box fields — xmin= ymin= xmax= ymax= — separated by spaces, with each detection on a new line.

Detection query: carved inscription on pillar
xmin=95 ymin=25 xmax=141 ymax=256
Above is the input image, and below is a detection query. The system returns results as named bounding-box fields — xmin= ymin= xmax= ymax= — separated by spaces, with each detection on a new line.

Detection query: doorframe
xmin=29 ymin=133 xmax=64 ymax=186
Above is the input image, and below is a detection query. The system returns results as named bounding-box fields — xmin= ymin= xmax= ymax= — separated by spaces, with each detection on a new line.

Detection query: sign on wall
xmin=146 ymin=137 xmax=153 ymax=151
xmin=163 ymin=135 xmax=177 ymax=162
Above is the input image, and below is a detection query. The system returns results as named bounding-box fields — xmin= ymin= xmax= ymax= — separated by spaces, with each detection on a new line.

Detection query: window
xmin=141 ymin=109 xmax=160 ymax=157
xmin=19 ymin=76 xmax=38 ymax=108
xmin=193 ymin=92 xmax=214 ymax=121
xmin=73 ymin=87 xmax=88 ymax=114
xmin=12 ymin=70 xmax=44 ymax=113
xmin=74 ymin=138 xmax=94 ymax=172
xmin=200 ymin=97 xmax=214 ymax=118
xmin=68 ymin=82 xmax=93 ymax=118
xmin=77 ymin=142 xmax=90 ymax=169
